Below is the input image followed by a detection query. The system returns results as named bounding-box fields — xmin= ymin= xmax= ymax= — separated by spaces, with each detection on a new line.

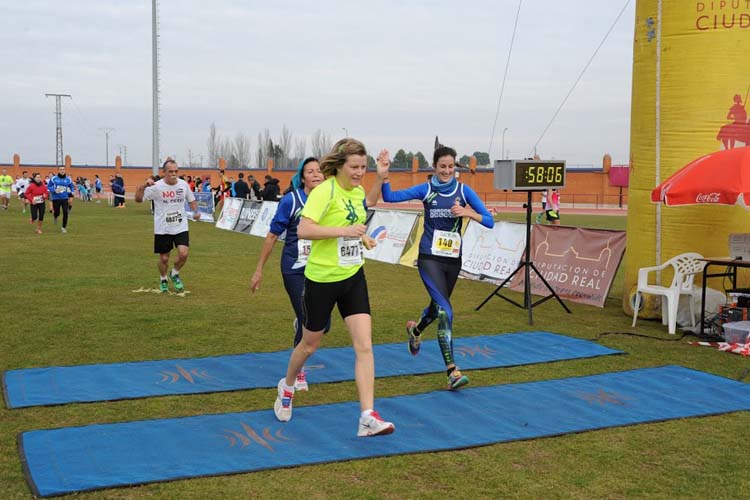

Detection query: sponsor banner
xmin=249 ymin=201 xmax=279 ymax=237
xmin=364 ymin=210 xmax=420 ymax=264
xmin=459 ymin=221 xmax=526 ymax=284
xmin=510 ymin=225 xmax=626 ymax=308
xmin=215 ymin=197 xmax=244 ymax=231
xmin=186 ymin=192 xmax=215 ymax=223
xmin=398 ymin=214 xmax=424 ymax=268
xmin=234 ymin=200 xmax=263 ymax=235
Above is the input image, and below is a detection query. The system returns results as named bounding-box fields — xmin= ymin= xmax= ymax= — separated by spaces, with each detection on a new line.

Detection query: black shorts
xmin=302 ymin=267 xmax=370 ymax=331
xmin=154 ymin=231 xmax=190 ymax=254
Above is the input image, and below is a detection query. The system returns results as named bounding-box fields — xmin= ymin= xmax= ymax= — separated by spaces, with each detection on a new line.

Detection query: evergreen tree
xmin=392 ymin=149 xmax=408 ymax=169
xmin=473 ymin=151 xmax=490 ymax=166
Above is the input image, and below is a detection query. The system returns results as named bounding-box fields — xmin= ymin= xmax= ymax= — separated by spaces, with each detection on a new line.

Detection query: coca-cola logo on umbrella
xmin=695 ymin=193 xmax=721 ymax=203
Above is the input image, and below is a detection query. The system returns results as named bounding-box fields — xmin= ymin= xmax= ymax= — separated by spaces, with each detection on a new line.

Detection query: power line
xmin=528 ymin=0 xmax=632 ymax=157
xmin=488 ymin=0 xmax=523 ymax=160
xmin=68 ymin=97 xmax=96 ymax=135
xmin=44 ymin=93 xmax=72 ymax=166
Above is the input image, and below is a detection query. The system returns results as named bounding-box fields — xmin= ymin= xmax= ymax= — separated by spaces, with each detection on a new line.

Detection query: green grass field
xmin=1 ymin=202 xmax=748 ymax=499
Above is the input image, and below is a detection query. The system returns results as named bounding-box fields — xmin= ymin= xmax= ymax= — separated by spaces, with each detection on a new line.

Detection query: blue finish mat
xmin=2 ymin=332 xmax=620 ymax=408
xmin=19 ymin=366 xmax=750 ymax=497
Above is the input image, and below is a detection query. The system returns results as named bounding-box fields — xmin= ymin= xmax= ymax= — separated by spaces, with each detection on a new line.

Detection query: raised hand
xmin=376 ymin=149 xmax=391 ymax=179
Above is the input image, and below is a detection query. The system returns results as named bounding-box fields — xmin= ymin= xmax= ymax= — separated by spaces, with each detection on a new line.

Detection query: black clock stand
xmin=474 ymin=190 xmax=571 ymax=324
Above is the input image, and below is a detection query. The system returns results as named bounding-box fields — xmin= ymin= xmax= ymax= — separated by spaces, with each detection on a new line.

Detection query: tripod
xmin=475 ymin=190 xmax=571 ymax=324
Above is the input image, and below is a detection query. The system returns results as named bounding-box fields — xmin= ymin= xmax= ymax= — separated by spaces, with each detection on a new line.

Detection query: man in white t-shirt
xmin=135 ymin=160 xmax=200 ymax=293
xmin=15 ymin=171 xmax=30 ymax=213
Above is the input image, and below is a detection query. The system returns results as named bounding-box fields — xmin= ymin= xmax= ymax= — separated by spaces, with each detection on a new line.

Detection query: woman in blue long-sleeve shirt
xmin=377 ymin=146 xmax=494 ymax=389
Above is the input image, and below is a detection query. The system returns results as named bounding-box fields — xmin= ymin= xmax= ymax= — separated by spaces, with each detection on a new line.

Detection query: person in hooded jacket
xmin=261 ymin=175 xmax=281 ymax=201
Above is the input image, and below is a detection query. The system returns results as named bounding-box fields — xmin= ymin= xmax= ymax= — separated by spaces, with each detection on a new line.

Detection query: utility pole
xmin=100 ymin=127 xmax=115 ymax=166
xmin=117 ymin=144 xmax=128 ymax=166
xmin=502 ymin=127 xmax=509 ymax=160
xmin=44 ymin=93 xmax=72 ymax=166
xmin=152 ymin=0 xmax=161 ymax=176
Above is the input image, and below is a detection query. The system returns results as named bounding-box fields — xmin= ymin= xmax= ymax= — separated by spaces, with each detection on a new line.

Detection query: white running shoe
xmin=294 ymin=371 xmax=308 ymax=392
xmin=357 ymin=410 xmax=395 ymax=437
xmin=61 ymin=227 xmax=67 ymax=234
xmin=273 ymin=378 xmax=294 ymax=422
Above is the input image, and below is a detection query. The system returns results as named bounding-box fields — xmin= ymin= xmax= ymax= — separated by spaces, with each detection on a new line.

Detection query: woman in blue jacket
xmin=249 ymin=157 xmax=328 ymax=391
xmin=377 ymin=146 xmax=494 ymax=389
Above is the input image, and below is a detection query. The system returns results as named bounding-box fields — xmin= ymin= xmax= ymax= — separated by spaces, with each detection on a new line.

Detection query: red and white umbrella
xmin=651 ymin=146 xmax=750 ymax=209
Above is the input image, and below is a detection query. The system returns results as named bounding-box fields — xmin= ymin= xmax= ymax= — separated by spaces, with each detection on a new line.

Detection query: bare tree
xmin=292 ymin=137 xmax=307 ymax=166
xmin=256 ymin=128 xmax=271 ymax=169
xmin=278 ymin=124 xmax=293 ymax=168
xmin=295 ymin=137 xmax=307 ymax=158
xmin=218 ymin=137 xmax=235 ymax=167
xmin=207 ymin=122 xmax=220 ymax=168
xmin=311 ymin=129 xmax=332 ymax=158
xmin=234 ymin=133 xmax=251 ymax=168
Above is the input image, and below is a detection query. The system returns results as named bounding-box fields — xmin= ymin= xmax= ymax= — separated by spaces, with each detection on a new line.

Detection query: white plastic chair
xmin=631 ymin=252 xmax=705 ymax=334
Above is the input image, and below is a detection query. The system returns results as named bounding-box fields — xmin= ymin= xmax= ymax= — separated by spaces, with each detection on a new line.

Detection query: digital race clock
xmin=493 ymin=159 xmax=566 ymax=191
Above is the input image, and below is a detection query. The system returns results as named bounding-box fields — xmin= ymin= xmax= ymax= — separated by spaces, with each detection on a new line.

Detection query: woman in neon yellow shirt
xmin=273 ymin=138 xmax=395 ymax=437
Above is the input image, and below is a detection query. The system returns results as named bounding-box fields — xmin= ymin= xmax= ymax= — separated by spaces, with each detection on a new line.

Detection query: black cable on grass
xmin=593 ymin=331 xmax=693 ymax=342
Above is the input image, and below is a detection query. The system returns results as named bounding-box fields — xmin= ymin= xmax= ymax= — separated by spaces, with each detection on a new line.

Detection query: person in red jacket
xmin=25 ymin=173 xmax=49 ymax=234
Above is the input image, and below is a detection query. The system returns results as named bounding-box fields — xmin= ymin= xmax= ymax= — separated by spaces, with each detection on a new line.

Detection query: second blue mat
xmin=3 ymin=331 xmax=621 ymax=408
xmin=19 ymin=366 xmax=750 ymax=497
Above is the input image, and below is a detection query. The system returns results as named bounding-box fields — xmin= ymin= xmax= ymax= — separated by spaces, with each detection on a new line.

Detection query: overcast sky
xmin=1 ymin=1 xmax=635 ymax=168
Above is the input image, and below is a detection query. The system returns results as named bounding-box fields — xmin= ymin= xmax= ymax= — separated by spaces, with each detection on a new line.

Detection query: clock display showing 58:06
xmin=517 ymin=164 xmax=564 ymax=188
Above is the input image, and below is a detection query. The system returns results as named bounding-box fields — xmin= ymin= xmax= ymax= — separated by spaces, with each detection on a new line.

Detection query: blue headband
xmin=291 ymin=159 xmax=305 ymax=190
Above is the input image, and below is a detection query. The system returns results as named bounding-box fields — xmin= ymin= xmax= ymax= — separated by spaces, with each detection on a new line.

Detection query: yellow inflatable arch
xmin=624 ymin=0 xmax=750 ymax=313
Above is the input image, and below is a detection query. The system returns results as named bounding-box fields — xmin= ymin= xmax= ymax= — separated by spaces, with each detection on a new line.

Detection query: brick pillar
xmin=115 ymin=155 xmax=122 ymax=175
xmin=13 ymin=153 xmax=20 ymax=168
xmin=64 ymin=155 xmax=71 ymax=168
xmin=266 ymin=158 xmax=274 ymax=176
xmin=411 ymin=155 xmax=420 ymax=186
xmin=219 ymin=157 xmax=227 ymax=170
xmin=467 ymin=156 xmax=477 ymax=190
xmin=602 ymin=153 xmax=612 ymax=202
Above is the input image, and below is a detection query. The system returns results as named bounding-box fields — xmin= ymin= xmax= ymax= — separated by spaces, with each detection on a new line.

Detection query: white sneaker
xmin=357 ymin=410 xmax=395 ymax=437
xmin=273 ymin=378 xmax=294 ymax=422
xmin=294 ymin=371 xmax=308 ymax=392
xmin=61 ymin=227 xmax=67 ymax=233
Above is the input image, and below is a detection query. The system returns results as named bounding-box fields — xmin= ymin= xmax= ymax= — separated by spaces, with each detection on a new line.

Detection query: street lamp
xmin=501 ymin=128 xmax=509 ymax=160
xmin=342 ymin=127 xmax=348 ymax=138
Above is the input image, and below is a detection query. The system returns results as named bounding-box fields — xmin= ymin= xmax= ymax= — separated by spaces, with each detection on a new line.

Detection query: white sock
xmin=282 ymin=381 xmax=295 ymax=393
xmin=361 ymin=409 xmax=374 ymax=419
xmin=160 ymin=275 xmax=167 ymax=281
xmin=171 ymin=268 xmax=179 ymax=277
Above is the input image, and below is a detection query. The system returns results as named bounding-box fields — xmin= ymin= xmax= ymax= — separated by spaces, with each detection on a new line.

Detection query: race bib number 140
xmin=431 ymin=230 xmax=461 ymax=258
